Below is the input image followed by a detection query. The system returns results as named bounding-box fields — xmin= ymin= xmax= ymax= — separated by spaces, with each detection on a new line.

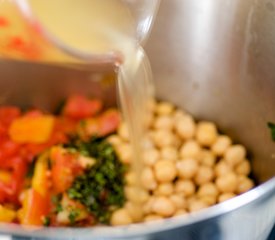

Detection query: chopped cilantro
xmin=66 ymin=137 xmax=126 ymax=224
xmin=26 ymin=158 xmax=36 ymax=178
xmin=68 ymin=209 xmax=80 ymax=225
xmin=42 ymin=216 xmax=51 ymax=227
xmin=51 ymin=194 xmax=63 ymax=213
xmin=267 ymin=122 xmax=275 ymax=141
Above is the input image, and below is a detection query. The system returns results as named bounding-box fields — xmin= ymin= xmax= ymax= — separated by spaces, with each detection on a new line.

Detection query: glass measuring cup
xmin=0 ymin=0 xmax=160 ymax=65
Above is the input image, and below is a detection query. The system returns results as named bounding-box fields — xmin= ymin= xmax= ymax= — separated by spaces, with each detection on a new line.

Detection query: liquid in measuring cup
xmin=0 ymin=0 xmax=154 ymax=216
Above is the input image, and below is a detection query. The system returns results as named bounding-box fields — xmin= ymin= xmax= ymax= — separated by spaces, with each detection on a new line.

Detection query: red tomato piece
xmin=63 ymin=95 xmax=102 ymax=119
xmin=20 ymin=189 xmax=50 ymax=226
xmin=6 ymin=36 xmax=41 ymax=60
xmin=51 ymin=147 xmax=82 ymax=194
xmin=0 ymin=16 xmax=9 ymax=27
xmin=0 ymin=157 xmax=27 ymax=204
xmin=0 ymin=107 xmax=21 ymax=126
xmin=98 ymin=109 xmax=121 ymax=136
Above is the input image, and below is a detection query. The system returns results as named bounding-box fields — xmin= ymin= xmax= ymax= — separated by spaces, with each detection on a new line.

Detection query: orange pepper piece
xmin=9 ymin=115 xmax=54 ymax=144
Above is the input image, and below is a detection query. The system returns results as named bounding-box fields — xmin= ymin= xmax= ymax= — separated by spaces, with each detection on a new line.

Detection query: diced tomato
xmin=6 ymin=36 xmax=41 ymax=60
xmin=18 ymin=152 xmax=50 ymax=226
xmin=0 ymin=16 xmax=9 ymax=27
xmin=63 ymin=95 xmax=102 ymax=119
xmin=0 ymin=157 xmax=27 ymax=204
xmin=50 ymin=147 xmax=83 ymax=194
xmin=78 ymin=109 xmax=120 ymax=138
xmin=98 ymin=109 xmax=120 ymax=136
xmin=1 ymin=140 xmax=20 ymax=158
xmin=0 ymin=107 xmax=21 ymax=127
xmin=18 ymin=189 xmax=50 ymax=226
xmin=24 ymin=109 xmax=44 ymax=117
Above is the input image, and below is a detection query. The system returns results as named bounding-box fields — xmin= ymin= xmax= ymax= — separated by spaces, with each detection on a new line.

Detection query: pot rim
xmin=1 ymin=177 xmax=274 ymax=239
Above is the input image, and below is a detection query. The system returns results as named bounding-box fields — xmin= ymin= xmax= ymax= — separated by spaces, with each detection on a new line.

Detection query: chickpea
xmin=144 ymin=214 xmax=163 ymax=222
xmin=174 ymin=209 xmax=188 ymax=217
xmin=173 ymin=109 xmax=186 ymax=121
xmin=154 ymin=183 xmax=174 ymax=196
xmin=188 ymin=199 xmax=208 ymax=212
xmin=125 ymin=171 xmax=138 ymax=186
xmin=194 ymin=166 xmax=214 ymax=185
xmin=117 ymin=143 xmax=132 ymax=164
xmin=199 ymin=150 xmax=216 ymax=167
xmin=177 ymin=158 xmax=199 ymax=179
xmin=155 ymin=102 xmax=174 ymax=115
xmin=152 ymin=130 xmax=176 ymax=148
xmin=170 ymin=194 xmax=187 ymax=209
xmin=111 ymin=208 xmax=133 ymax=226
xmin=175 ymin=180 xmax=195 ymax=197
xmin=152 ymin=196 xmax=176 ymax=217
xmin=154 ymin=160 xmax=177 ymax=183
xmin=143 ymin=137 xmax=155 ymax=150
xmin=107 ymin=135 xmax=123 ymax=147
xmin=125 ymin=187 xmax=149 ymax=204
xmin=141 ymin=167 xmax=157 ymax=190
xmin=197 ymin=183 xmax=219 ymax=198
xmin=215 ymin=160 xmax=232 ymax=177
xmin=173 ymin=135 xmax=182 ymax=148
xmin=118 ymin=122 xmax=130 ymax=141
xmin=211 ymin=135 xmax=232 ymax=156
xmin=199 ymin=195 xmax=216 ymax=205
xmin=235 ymin=159 xmax=251 ymax=176
xmin=196 ymin=121 xmax=218 ymax=147
xmin=216 ymin=172 xmax=238 ymax=193
xmin=179 ymin=140 xmax=201 ymax=160
xmin=160 ymin=146 xmax=178 ymax=161
xmin=143 ymin=148 xmax=160 ymax=166
xmin=175 ymin=115 xmax=196 ymax=140
xmin=218 ymin=193 xmax=236 ymax=203
xmin=125 ymin=202 xmax=143 ymax=222
xmin=154 ymin=115 xmax=174 ymax=130
xmin=237 ymin=175 xmax=254 ymax=194
xmin=225 ymin=145 xmax=246 ymax=167
xmin=143 ymin=197 xmax=155 ymax=215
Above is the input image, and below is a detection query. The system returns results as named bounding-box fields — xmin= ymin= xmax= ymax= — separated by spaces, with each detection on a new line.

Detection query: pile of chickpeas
xmin=108 ymin=100 xmax=255 ymax=226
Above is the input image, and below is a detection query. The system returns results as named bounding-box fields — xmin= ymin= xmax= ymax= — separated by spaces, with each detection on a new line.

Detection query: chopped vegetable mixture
xmin=0 ymin=95 xmax=256 ymax=227
xmin=0 ymin=95 xmax=123 ymax=226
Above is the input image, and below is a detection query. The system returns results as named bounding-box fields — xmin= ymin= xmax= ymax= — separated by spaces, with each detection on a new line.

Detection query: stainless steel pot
xmin=0 ymin=0 xmax=274 ymax=239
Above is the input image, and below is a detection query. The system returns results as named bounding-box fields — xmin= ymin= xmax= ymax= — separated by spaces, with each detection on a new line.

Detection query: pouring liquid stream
xmin=24 ymin=0 xmax=153 ymax=202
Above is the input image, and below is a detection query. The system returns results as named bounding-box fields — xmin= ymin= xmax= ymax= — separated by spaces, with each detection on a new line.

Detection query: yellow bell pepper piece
xmin=0 ymin=170 xmax=12 ymax=183
xmin=9 ymin=115 xmax=54 ymax=144
xmin=32 ymin=152 xmax=49 ymax=197
xmin=0 ymin=205 xmax=16 ymax=222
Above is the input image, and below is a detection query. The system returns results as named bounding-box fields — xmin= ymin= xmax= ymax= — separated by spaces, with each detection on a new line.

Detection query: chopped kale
xmin=267 ymin=122 xmax=275 ymax=141
xmin=66 ymin=137 xmax=126 ymax=224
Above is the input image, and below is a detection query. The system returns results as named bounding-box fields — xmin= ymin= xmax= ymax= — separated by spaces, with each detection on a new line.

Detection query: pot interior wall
xmin=146 ymin=0 xmax=275 ymax=183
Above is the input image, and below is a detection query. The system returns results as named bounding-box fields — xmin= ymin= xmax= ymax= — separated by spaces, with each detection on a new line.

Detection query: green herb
xmin=26 ymin=158 xmax=36 ymax=178
xmin=66 ymin=137 xmax=126 ymax=224
xmin=42 ymin=216 xmax=51 ymax=227
xmin=267 ymin=122 xmax=275 ymax=141
xmin=51 ymin=194 xmax=63 ymax=213
xmin=68 ymin=209 xmax=80 ymax=225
